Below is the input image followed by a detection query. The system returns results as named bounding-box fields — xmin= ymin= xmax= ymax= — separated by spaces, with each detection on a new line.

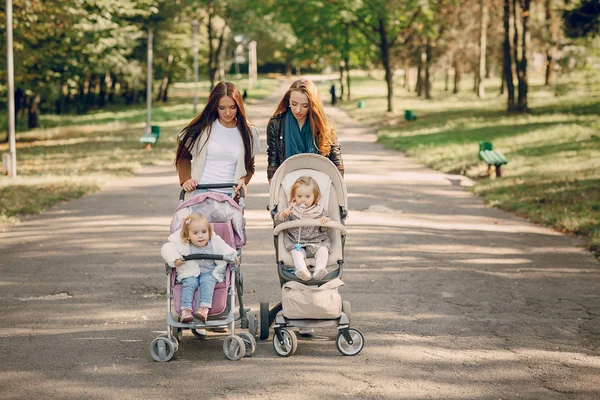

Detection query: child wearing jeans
xmin=161 ymin=213 xmax=238 ymax=323
xmin=274 ymin=176 xmax=331 ymax=281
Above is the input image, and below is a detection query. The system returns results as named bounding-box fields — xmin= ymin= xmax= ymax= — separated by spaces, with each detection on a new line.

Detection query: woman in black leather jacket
xmin=266 ymin=79 xmax=344 ymax=183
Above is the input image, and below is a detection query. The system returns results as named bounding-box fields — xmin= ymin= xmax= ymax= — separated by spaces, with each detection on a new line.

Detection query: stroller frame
xmin=260 ymin=154 xmax=364 ymax=356
xmin=150 ymin=183 xmax=258 ymax=362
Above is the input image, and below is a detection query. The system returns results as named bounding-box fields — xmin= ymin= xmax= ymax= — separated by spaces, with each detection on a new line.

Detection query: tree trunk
xmin=416 ymin=59 xmax=423 ymax=96
xmin=503 ymin=0 xmax=515 ymax=109
xmin=445 ymin=54 xmax=452 ymax=92
xmin=516 ymin=0 xmax=530 ymax=112
xmin=477 ymin=0 xmax=488 ymax=98
xmin=158 ymin=76 xmax=169 ymax=102
xmin=404 ymin=60 xmax=411 ymax=90
xmin=15 ymin=87 xmax=24 ymax=120
xmin=512 ymin=0 xmax=519 ymax=80
xmin=544 ymin=0 xmax=557 ymax=86
xmin=424 ymin=41 xmax=432 ymax=99
xmin=207 ymin=6 xmax=216 ymax=89
xmin=55 ymin=81 xmax=63 ymax=114
xmin=28 ymin=93 xmax=41 ymax=129
xmin=378 ymin=18 xmax=394 ymax=112
xmin=85 ymin=75 xmax=95 ymax=110
xmin=98 ymin=73 xmax=108 ymax=107
xmin=344 ymin=56 xmax=351 ymax=101
xmin=161 ymin=78 xmax=170 ymax=102
xmin=453 ymin=59 xmax=461 ymax=94
xmin=339 ymin=61 xmax=345 ymax=99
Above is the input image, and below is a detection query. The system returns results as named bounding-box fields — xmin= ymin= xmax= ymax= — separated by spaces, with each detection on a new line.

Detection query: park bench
xmin=140 ymin=125 xmax=160 ymax=150
xmin=478 ymin=141 xmax=507 ymax=177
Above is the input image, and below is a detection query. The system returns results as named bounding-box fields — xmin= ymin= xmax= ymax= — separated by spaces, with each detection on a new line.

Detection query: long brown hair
xmin=175 ymin=81 xmax=254 ymax=175
xmin=272 ymin=79 xmax=335 ymax=156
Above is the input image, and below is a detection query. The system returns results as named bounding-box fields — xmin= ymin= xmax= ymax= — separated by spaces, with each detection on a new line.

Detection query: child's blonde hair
xmin=180 ymin=213 xmax=212 ymax=241
xmin=289 ymin=176 xmax=321 ymax=205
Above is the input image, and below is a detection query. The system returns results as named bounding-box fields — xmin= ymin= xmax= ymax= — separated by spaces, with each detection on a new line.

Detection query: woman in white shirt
xmin=175 ymin=82 xmax=260 ymax=197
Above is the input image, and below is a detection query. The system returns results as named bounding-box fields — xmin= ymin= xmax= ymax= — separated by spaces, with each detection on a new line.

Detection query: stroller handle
xmin=182 ymin=254 xmax=227 ymax=262
xmin=179 ymin=183 xmax=245 ymax=202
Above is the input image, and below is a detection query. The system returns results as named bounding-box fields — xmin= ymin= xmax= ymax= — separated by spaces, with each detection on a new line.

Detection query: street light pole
xmin=248 ymin=40 xmax=257 ymax=89
xmin=6 ymin=0 xmax=17 ymax=177
xmin=192 ymin=20 xmax=199 ymax=115
xmin=145 ymin=28 xmax=153 ymax=135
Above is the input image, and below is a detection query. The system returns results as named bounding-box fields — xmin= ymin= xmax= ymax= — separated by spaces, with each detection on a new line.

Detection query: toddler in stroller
xmin=260 ymin=154 xmax=365 ymax=356
xmin=150 ymin=184 xmax=258 ymax=362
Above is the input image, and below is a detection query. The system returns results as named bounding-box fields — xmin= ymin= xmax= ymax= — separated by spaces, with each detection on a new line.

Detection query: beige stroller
xmin=260 ymin=153 xmax=364 ymax=356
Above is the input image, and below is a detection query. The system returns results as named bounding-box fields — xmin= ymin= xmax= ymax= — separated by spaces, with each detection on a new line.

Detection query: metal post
xmin=6 ymin=0 xmax=17 ymax=177
xmin=248 ymin=40 xmax=257 ymax=89
xmin=145 ymin=28 xmax=153 ymax=135
xmin=192 ymin=20 xmax=199 ymax=114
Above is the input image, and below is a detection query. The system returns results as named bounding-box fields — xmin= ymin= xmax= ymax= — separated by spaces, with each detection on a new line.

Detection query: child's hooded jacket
xmin=161 ymin=229 xmax=236 ymax=282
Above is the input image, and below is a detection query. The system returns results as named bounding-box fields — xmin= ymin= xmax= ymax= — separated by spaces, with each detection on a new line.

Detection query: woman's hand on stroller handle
xmin=181 ymin=178 xmax=198 ymax=193
xmin=234 ymin=178 xmax=247 ymax=198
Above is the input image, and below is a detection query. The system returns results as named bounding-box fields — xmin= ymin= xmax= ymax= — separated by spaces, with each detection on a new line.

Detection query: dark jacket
xmin=266 ymin=114 xmax=344 ymax=180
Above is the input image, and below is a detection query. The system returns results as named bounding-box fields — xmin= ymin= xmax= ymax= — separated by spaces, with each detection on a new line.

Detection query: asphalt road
xmin=1 ymin=81 xmax=599 ymax=399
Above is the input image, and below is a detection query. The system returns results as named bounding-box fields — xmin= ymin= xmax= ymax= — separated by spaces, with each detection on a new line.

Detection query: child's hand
xmin=234 ymin=254 xmax=240 ymax=266
xmin=174 ymin=258 xmax=184 ymax=267
xmin=320 ymin=216 xmax=329 ymax=224
xmin=279 ymin=207 xmax=292 ymax=219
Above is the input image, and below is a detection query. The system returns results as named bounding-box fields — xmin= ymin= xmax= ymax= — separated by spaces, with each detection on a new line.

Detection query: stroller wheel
xmin=247 ymin=312 xmax=258 ymax=338
xmin=150 ymin=336 xmax=177 ymax=362
xmin=223 ymin=335 xmax=246 ymax=361
xmin=238 ymin=332 xmax=257 ymax=356
xmin=191 ymin=329 xmax=207 ymax=340
xmin=259 ymin=302 xmax=270 ymax=340
xmin=336 ymin=328 xmax=364 ymax=356
xmin=273 ymin=328 xmax=297 ymax=357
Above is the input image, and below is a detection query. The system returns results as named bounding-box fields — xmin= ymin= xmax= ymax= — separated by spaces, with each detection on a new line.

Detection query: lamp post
xmin=233 ymin=35 xmax=243 ymax=79
xmin=6 ymin=0 xmax=17 ymax=177
xmin=145 ymin=28 xmax=153 ymax=135
xmin=192 ymin=20 xmax=199 ymax=114
xmin=248 ymin=40 xmax=257 ymax=89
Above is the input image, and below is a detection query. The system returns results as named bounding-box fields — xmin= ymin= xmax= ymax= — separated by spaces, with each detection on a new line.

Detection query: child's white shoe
xmin=313 ymin=268 xmax=327 ymax=280
xmin=295 ymin=269 xmax=311 ymax=281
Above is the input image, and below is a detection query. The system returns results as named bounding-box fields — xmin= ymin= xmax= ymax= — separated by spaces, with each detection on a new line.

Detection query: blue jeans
xmin=180 ymin=272 xmax=219 ymax=309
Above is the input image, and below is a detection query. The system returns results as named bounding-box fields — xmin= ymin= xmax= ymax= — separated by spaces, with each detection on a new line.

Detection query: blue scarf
xmin=284 ymin=109 xmax=318 ymax=158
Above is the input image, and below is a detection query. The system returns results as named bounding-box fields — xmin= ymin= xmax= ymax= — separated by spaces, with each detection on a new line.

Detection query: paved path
xmin=1 ymin=82 xmax=599 ymax=399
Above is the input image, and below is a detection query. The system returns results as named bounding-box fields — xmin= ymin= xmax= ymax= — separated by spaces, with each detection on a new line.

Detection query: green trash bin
xmin=358 ymin=100 xmax=365 ymax=109
xmin=404 ymin=110 xmax=417 ymax=121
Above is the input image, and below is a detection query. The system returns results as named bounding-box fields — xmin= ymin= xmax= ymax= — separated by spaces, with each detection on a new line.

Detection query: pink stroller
xmin=150 ymin=183 xmax=258 ymax=362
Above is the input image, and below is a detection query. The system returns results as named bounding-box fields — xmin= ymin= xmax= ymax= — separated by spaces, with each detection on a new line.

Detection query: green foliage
xmin=339 ymin=72 xmax=600 ymax=253
xmin=0 ymin=78 xmax=279 ymax=221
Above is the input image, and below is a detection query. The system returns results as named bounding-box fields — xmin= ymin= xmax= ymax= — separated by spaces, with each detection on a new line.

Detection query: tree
xmin=343 ymin=0 xmax=421 ymax=112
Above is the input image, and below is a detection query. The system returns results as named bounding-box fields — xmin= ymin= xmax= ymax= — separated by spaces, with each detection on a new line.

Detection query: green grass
xmin=338 ymin=71 xmax=600 ymax=254
xmin=0 ymin=77 xmax=280 ymax=222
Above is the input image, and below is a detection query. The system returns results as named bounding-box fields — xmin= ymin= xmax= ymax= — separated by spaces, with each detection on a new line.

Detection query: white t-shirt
xmin=198 ymin=119 xmax=241 ymax=191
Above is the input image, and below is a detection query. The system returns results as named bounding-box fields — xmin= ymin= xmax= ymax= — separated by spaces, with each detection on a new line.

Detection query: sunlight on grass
xmin=339 ymin=72 xmax=600 ymax=254
xmin=0 ymin=77 xmax=280 ymax=223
